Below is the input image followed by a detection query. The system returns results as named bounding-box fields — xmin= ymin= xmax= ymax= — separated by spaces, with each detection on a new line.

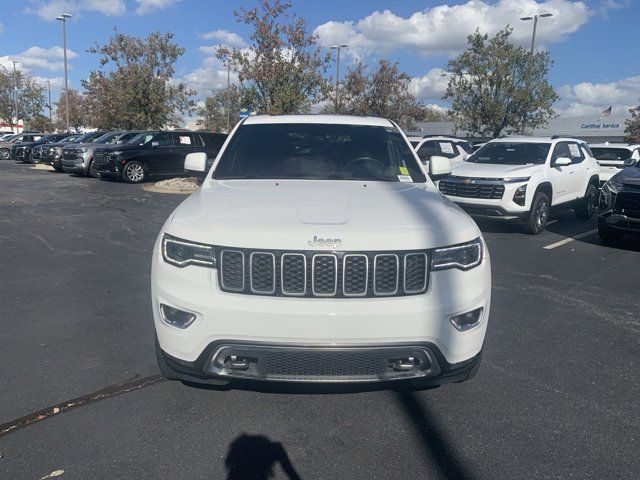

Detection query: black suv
xmin=598 ymin=160 xmax=640 ymax=242
xmin=12 ymin=133 xmax=75 ymax=163
xmin=93 ymin=131 xmax=227 ymax=183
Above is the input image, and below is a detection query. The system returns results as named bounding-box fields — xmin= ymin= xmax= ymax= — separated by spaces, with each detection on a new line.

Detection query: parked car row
xmin=409 ymin=135 xmax=639 ymax=240
xmin=1 ymin=129 xmax=228 ymax=183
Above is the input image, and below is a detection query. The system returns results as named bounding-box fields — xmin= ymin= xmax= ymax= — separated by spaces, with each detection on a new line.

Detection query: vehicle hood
xmin=166 ymin=180 xmax=481 ymax=251
xmin=613 ymin=167 xmax=640 ymax=186
xmin=451 ymin=161 xmax=542 ymax=179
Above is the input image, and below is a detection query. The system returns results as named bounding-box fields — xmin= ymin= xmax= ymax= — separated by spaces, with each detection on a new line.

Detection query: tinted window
xmin=214 ymin=123 xmax=426 ymax=183
xmin=93 ymin=132 xmax=123 ymax=144
xmin=173 ymin=133 xmax=195 ymax=146
xmin=201 ymin=133 xmax=227 ymax=147
xmin=417 ymin=140 xmax=458 ymax=159
xmin=153 ymin=133 xmax=173 ymax=146
xmin=455 ymin=140 xmax=473 ymax=154
xmin=469 ymin=142 xmax=551 ymax=165
xmin=591 ymin=147 xmax=632 ymax=161
xmin=128 ymin=133 xmax=155 ymax=145
xmin=551 ymin=142 xmax=572 ymax=161
xmin=416 ymin=141 xmax=439 ymax=160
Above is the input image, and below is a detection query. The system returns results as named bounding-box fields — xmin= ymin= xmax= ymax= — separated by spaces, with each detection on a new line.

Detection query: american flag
xmin=602 ymin=106 xmax=612 ymax=117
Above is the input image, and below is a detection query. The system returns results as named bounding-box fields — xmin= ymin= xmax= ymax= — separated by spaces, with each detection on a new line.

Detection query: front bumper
xmin=151 ymin=238 xmax=491 ymax=383
xmin=94 ymin=155 xmax=120 ymax=176
xmin=61 ymin=155 xmax=89 ymax=174
xmin=598 ymin=213 xmax=640 ymax=233
xmin=442 ymin=184 xmax=530 ymax=218
xmin=158 ymin=339 xmax=483 ymax=385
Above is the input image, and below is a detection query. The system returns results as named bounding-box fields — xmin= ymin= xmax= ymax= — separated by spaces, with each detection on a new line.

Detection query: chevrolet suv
xmin=439 ymin=137 xmax=600 ymax=234
xmin=409 ymin=136 xmax=472 ymax=168
xmin=151 ymin=115 xmax=491 ymax=388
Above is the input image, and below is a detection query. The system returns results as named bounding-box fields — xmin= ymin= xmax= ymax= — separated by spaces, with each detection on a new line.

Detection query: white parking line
xmin=543 ymin=229 xmax=598 ymax=250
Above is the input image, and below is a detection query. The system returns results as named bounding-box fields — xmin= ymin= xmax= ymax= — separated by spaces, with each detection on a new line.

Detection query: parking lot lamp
xmin=520 ymin=13 xmax=553 ymax=55
xmin=12 ymin=60 xmax=18 ymax=132
xmin=330 ymin=44 xmax=348 ymax=113
xmin=56 ymin=13 xmax=72 ymax=132
xmin=46 ymin=80 xmax=52 ymax=127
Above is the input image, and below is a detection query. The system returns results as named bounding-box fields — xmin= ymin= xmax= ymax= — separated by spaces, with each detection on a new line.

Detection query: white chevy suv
xmin=439 ymin=137 xmax=600 ymax=234
xmin=590 ymin=143 xmax=640 ymax=185
xmin=408 ymin=136 xmax=472 ymax=167
xmin=151 ymin=115 xmax=491 ymax=388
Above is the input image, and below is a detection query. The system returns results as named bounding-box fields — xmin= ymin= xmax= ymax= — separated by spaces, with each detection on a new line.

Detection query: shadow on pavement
xmin=225 ymin=434 xmax=302 ymax=480
xmin=396 ymin=391 xmax=475 ymax=480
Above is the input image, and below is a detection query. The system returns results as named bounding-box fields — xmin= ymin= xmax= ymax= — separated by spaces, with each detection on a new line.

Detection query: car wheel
xmin=524 ymin=191 xmax=549 ymax=235
xmin=575 ymin=183 xmax=598 ymax=219
xmin=0 ymin=148 xmax=9 ymax=160
xmin=122 ymin=160 xmax=145 ymax=183
xmin=52 ymin=165 xmax=64 ymax=172
xmin=598 ymin=220 xmax=624 ymax=243
xmin=88 ymin=160 xmax=100 ymax=178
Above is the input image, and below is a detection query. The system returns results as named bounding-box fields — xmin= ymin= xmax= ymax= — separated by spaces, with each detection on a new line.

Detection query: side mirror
xmin=429 ymin=155 xmax=452 ymax=178
xmin=184 ymin=152 xmax=207 ymax=173
xmin=554 ymin=157 xmax=572 ymax=167
xmin=151 ymin=141 xmax=160 ymax=148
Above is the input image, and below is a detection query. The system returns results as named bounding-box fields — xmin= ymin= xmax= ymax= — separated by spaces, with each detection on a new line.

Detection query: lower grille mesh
xmin=265 ymin=350 xmax=380 ymax=380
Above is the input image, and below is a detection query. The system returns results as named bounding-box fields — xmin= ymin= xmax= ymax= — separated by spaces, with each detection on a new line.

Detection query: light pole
xmin=520 ymin=13 xmax=553 ymax=55
xmin=330 ymin=44 xmax=348 ymax=113
xmin=56 ymin=13 xmax=72 ymax=132
xmin=12 ymin=60 xmax=18 ymax=133
xmin=226 ymin=63 xmax=231 ymax=133
xmin=46 ymin=80 xmax=52 ymax=127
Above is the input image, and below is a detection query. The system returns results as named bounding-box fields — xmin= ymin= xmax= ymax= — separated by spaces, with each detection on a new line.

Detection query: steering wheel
xmin=345 ymin=156 xmax=386 ymax=173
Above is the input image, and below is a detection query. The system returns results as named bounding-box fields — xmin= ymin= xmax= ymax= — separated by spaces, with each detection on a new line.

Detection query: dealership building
xmin=413 ymin=114 xmax=631 ymax=144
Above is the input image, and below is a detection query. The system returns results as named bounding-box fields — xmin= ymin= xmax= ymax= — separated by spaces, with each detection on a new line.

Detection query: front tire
xmin=575 ymin=183 xmax=598 ymax=220
xmin=122 ymin=160 xmax=145 ymax=183
xmin=524 ymin=191 xmax=550 ymax=235
xmin=88 ymin=160 xmax=100 ymax=178
xmin=598 ymin=220 xmax=624 ymax=243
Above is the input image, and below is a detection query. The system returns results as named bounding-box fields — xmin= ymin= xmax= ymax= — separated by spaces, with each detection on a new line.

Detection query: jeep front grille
xmin=217 ymin=248 xmax=429 ymax=298
xmin=439 ymin=177 xmax=505 ymax=199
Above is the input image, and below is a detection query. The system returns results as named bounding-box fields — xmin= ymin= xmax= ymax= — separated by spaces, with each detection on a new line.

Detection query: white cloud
xmin=134 ymin=0 xmax=180 ymax=15
xmin=556 ymin=76 xmax=640 ymax=117
xmin=409 ymin=68 xmax=449 ymax=101
xmin=315 ymin=0 xmax=591 ymax=58
xmin=25 ymin=0 xmax=126 ymax=21
xmin=0 ymin=46 xmax=78 ymax=72
xmin=200 ymin=29 xmax=247 ymax=48
xmin=182 ymin=56 xmax=239 ymax=95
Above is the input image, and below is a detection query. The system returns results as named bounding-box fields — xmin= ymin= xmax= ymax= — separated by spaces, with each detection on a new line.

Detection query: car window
xmin=469 ymin=142 xmax=551 ymax=165
xmin=128 ymin=133 xmax=155 ymax=145
xmin=201 ymin=133 xmax=227 ymax=147
xmin=416 ymin=141 xmax=439 ymax=160
xmin=118 ymin=132 xmax=137 ymax=143
xmin=568 ymin=142 xmax=584 ymax=164
xmin=410 ymin=141 xmax=420 ymax=148
xmin=590 ymin=147 xmax=632 ymax=161
xmin=214 ymin=123 xmax=427 ymax=183
xmin=174 ymin=133 xmax=194 ymax=147
xmin=551 ymin=142 xmax=572 ymax=161
xmin=455 ymin=141 xmax=473 ymax=154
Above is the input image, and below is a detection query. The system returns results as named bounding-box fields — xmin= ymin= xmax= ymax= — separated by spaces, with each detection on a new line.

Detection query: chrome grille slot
xmin=312 ymin=254 xmax=338 ymax=296
xmin=250 ymin=252 xmax=275 ymax=294
xmin=404 ymin=253 xmax=427 ymax=294
xmin=281 ymin=253 xmax=306 ymax=296
xmin=220 ymin=250 xmax=245 ymax=291
xmin=343 ymin=254 xmax=368 ymax=296
xmin=374 ymin=254 xmax=399 ymax=295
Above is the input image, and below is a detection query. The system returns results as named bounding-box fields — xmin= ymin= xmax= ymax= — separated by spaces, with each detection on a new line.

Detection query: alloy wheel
xmin=125 ymin=163 xmax=144 ymax=182
xmin=536 ymin=198 xmax=549 ymax=230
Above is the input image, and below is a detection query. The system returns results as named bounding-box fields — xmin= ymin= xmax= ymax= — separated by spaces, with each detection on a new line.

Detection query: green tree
xmin=197 ymin=85 xmax=245 ymax=133
xmin=216 ymin=0 xmax=330 ymax=115
xmin=55 ymin=89 xmax=86 ymax=131
xmin=82 ymin=32 xmax=195 ymax=129
xmin=444 ymin=27 xmax=558 ymax=138
xmin=29 ymin=114 xmax=55 ymax=133
xmin=625 ymin=102 xmax=640 ymax=142
xmin=0 ymin=66 xmax=46 ymax=130
xmin=329 ymin=60 xmax=427 ymax=131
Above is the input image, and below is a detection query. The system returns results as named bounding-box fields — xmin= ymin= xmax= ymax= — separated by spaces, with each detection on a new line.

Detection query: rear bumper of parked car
xmin=151 ymin=240 xmax=491 ymax=384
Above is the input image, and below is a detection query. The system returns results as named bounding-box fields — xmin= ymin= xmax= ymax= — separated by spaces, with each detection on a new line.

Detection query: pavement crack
xmin=0 ymin=375 xmax=166 ymax=439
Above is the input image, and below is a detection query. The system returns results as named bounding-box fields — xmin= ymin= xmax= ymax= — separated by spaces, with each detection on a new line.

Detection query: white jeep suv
xmin=439 ymin=137 xmax=600 ymax=234
xmin=590 ymin=143 xmax=640 ymax=185
xmin=151 ymin=115 xmax=491 ymax=388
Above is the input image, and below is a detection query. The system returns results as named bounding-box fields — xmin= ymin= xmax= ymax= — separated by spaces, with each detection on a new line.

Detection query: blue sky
xmin=1 ymin=0 xmax=638 ymax=119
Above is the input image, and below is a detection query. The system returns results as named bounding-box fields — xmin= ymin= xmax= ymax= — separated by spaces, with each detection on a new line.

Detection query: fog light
xmin=450 ymin=307 xmax=483 ymax=331
xmin=159 ymin=304 xmax=196 ymax=329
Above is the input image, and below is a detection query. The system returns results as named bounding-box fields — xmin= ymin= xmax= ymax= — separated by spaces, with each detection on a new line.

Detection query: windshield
xmin=92 ymin=132 xmax=122 ymax=144
xmin=468 ymin=142 xmax=551 ymax=165
xmin=591 ymin=147 xmax=632 ymax=161
xmin=127 ymin=133 xmax=155 ymax=145
xmin=60 ymin=135 xmax=80 ymax=142
xmin=214 ymin=123 xmax=427 ymax=183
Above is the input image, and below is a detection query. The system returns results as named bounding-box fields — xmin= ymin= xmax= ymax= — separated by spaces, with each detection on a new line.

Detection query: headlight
xmin=162 ymin=234 xmax=216 ymax=268
xmin=513 ymin=185 xmax=527 ymax=206
xmin=502 ymin=177 xmax=530 ymax=183
xmin=599 ymin=178 xmax=622 ymax=210
xmin=432 ymin=238 xmax=483 ymax=271
xmin=110 ymin=150 xmax=123 ymax=157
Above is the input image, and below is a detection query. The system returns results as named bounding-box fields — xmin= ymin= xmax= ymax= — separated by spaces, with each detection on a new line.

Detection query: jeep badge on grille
xmin=308 ymin=236 xmax=342 ymax=248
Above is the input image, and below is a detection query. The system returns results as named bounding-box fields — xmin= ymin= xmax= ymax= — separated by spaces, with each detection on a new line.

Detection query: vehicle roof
xmin=488 ymin=136 xmax=587 ymax=144
xmin=242 ymin=114 xmax=395 ymax=127
xmin=590 ymin=143 xmax=640 ymax=148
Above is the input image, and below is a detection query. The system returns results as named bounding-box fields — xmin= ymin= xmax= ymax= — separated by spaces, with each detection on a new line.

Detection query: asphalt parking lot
xmin=1 ymin=161 xmax=639 ymax=479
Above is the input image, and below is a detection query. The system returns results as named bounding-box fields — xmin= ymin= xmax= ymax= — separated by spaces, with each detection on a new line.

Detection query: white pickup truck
xmin=439 ymin=137 xmax=600 ymax=234
xmin=151 ymin=115 xmax=491 ymax=389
